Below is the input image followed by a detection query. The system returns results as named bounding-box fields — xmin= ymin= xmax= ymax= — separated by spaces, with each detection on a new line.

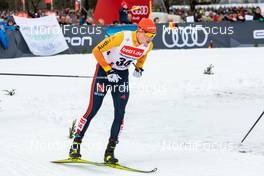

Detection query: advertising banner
xmin=62 ymin=25 xmax=106 ymax=54
xmin=2 ymin=21 xmax=264 ymax=59
xmin=14 ymin=16 xmax=69 ymax=56
xmin=94 ymin=0 xmax=151 ymax=24
xmin=154 ymin=21 xmax=264 ymax=49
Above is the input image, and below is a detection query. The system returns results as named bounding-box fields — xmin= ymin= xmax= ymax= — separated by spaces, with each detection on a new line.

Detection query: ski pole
xmin=241 ymin=110 xmax=264 ymax=143
xmin=0 ymin=73 xmax=107 ymax=79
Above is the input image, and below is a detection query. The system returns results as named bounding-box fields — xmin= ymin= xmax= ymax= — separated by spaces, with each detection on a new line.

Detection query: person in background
xmin=237 ymin=10 xmax=245 ymax=22
xmin=127 ymin=12 xmax=133 ymax=24
xmin=97 ymin=18 xmax=105 ymax=25
xmin=0 ymin=25 xmax=9 ymax=49
xmin=112 ymin=20 xmax=120 ymax=25
xmin=0 ymin=17 xmax=17 ymax=31
xmin=86 ymin=17 xmax=94 ymax=25
xmin=154 ymin=17 xmax=160 ymax=23
xmin=119 ymin=1 xmax=129 ymax=24
xmin=79 ymin=14 xmax=86 ymax=25
xmin=6 ymin=19 xmax=17 ymax=31
xmin=253 ymin=7 xmax=264 ymax=22
xmin=59 ymin=15 xmax=67 ymax=25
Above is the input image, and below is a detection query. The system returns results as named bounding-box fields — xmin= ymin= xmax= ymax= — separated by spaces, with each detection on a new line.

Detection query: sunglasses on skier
xmin=138 ymin=27 xmax=156 ymax=38
xmin=144 ymin=31 xmax=156 ymax=38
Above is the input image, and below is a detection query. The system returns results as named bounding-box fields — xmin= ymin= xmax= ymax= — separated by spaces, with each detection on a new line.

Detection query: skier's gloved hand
xmin=133 ymin=67 xmax=144 ymax=78
xmin=107 ymin=70 xmax=122 ymax=83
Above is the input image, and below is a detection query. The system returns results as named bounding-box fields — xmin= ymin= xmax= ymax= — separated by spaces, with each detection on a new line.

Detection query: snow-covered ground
xmin=0 ymin=48 xmax=264 ymax=176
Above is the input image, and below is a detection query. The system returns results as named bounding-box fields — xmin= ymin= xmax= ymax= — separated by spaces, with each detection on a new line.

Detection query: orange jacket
xmin=92 ymin=31 xmax=153 ymax=72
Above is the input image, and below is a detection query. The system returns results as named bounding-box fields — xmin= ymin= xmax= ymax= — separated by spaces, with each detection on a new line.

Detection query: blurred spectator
xmin=253 ymin=7 xmax=264 ymax=21
xmin=66 ymin=15 xmax=73 ymax=24
xmin=237 ymin=10 xmax=245 ymax=22
xmin=154 ymin=17 xmax=160 ymax=23
xmin=98 ymin=18 xmax=105 ymax=25
xmin=1 ymin=5 xmax=264 ymax=25
xmin=59 ymin=15 xmax=67 ymax=25
xmin=79 ymin=14 xmax=86 ymax=25
xmin=112 ymin=20 xmax=119 ymax=25
xmin=6 ymin=19 xmax=17 ymax=31
xmin=0 ymin=27 xmax=9 ymax=49
xmin=170 ymin=6 xmax=264 ymax=23
xmin=86 ymin=17 xmax=94 ymax=25
xmin=127 ymin=13 xmax=133 ymax=24
xmin=0 ymin=16 xmax=17 ymax=31
xmin=119 ymin=1 xmax=130 ymax=24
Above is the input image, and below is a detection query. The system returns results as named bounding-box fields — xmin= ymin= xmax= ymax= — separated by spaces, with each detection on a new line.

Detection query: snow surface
xmin=0 ymin=48 xmax=264 ymax=176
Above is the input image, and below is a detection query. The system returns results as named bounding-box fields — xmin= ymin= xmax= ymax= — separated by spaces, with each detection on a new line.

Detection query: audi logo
xmin=131 ymin=5 xmax=149 ymax=15
xmin=162 ymin=25 xmax=208 ymax=48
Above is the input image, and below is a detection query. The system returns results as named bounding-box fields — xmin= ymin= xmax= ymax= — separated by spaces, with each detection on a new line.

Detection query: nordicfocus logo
xmin=65 ymin=36 xmax=92 ymax=46
xmin=253 ymin=30 xmax=264 ymax=39
xmin=162 ymin=25 xmax=208 ymax=48
xmin=131 ymin=5 xmax=149 ymax=15
xmin=121 ymin=45 xmax=144 ymax=57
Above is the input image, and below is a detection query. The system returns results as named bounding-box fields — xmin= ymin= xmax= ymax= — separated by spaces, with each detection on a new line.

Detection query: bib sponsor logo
xmin=98 ymin=39 xmax=110 ymax=50
xmin=120 ymin=45 xmax=144 ymax=58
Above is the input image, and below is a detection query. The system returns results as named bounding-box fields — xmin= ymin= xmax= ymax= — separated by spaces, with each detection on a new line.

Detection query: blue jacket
xmin=5 ymin=25 xmax=17 ymax=31
xmin=0 ymin=22 xmax=17 ymax=31
xmin=0 ymin=29 xmax=9 ymax=49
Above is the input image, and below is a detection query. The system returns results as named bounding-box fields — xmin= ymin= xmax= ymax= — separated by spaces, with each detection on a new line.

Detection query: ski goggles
xmin=144 ymin=32 xmax=156 ymax=38
xmin=138 ymin=27 xmax=156 ymax=38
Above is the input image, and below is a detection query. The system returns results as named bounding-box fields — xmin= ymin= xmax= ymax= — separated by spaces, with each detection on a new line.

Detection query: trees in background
xmin=1 ymin=0 xmax=220 ymax=13
xmin=0 ymin=0 xmax=97 ymax=11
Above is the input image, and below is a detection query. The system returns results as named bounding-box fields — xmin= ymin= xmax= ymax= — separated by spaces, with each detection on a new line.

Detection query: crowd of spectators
xmin=1 ymin=4 xmax=264 ymax=50
xmin=170 ymin=6 xmax=264 ymax=23
xmin=0 ymin=9 xmax=97 ymax=26
xmin=0 ymin=6 xmax=133 ymax=28
xmin=1 ymin=5 xmax=264 ymax=28
xmin=0 ymin=11 xmax=18 ymax=30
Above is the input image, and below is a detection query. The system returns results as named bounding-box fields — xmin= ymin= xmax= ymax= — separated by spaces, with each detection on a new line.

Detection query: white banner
xmin=14 ymin=16 xmax=68 ymax=56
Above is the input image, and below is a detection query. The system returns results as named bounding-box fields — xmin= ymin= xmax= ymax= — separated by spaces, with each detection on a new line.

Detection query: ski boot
xmin=68 ymin=141 xmax=82 ymax=159
xmin=104 ymin=139 xmax=119 ymax=164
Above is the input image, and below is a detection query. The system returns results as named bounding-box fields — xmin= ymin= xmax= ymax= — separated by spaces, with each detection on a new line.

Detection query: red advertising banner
xmin=93 ymin=0 xmax=152 ymax=25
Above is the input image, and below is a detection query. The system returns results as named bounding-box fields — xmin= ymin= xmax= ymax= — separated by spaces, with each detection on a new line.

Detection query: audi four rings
xmin=162 ymin=25 xmax=209 ymax=48
xmin=131 ymin=6 xmax=149 ymax=15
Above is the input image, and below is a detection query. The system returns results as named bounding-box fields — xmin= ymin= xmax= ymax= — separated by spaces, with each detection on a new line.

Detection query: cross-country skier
xmin=69 ymin=18 xmax=156 ymax=164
